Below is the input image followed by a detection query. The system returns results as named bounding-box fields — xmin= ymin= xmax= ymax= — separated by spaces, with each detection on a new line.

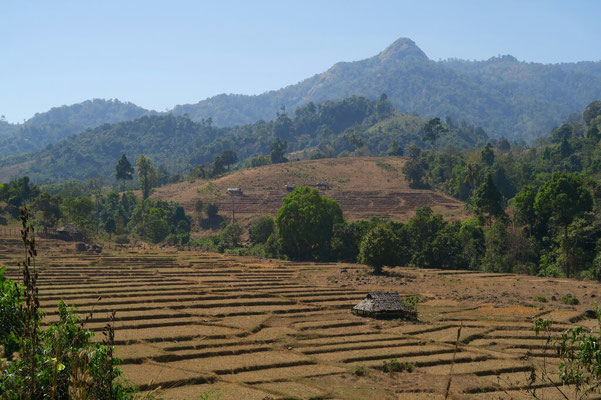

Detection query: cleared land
xmin=151 ymin=157 xmax=468 ymax=226
xmin=2 ymin=236 xmax=600 ymax=399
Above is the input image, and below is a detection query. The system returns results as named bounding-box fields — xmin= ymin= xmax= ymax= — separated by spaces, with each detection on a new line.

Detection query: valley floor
xmin=1 ymin=236 xmax=599 ymax=399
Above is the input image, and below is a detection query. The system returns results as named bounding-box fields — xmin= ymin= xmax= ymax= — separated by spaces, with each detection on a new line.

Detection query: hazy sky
xmin=2 ymin=0 xmax=600 ymax=123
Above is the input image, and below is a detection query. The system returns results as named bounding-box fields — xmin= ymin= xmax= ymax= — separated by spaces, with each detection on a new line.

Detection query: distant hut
xmin=55 ymin=223 xmax=85 ymax=242
xmin=226 ymin=187 xmax=243 ymax=196
xmin=316 ymin=180 xmax=330 ymax=190
xmin=352 ymin=292 xmax=417 ymax=320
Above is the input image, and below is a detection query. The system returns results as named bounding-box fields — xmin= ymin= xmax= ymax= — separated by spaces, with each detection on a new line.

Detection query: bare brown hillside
xmin=151 ymin=157 xmax=467 ymax=225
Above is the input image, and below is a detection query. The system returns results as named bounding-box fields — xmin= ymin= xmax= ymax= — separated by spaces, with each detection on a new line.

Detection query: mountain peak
xmin=378 ymin=38 xmax=428 ymax=62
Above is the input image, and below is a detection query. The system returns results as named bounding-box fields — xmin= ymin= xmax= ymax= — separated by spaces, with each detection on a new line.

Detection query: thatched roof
xmin=56 ymin=223 xmax=81 ymax=234
xmin=352 ymin=292 xmax=417 ymax=319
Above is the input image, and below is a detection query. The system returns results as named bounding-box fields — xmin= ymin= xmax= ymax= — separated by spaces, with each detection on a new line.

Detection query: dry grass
xmin=1 ymin=235 xmax=599 ymax=399
xmin=150 ymin=157 xmax=468 ymax=230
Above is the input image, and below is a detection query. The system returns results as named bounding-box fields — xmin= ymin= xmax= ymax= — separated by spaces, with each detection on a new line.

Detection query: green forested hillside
xmin=0 ymin=99 xmax=150 ymax=157
xmin=171 ymin=38 xmax=601 ymax=141
xmin=0 ymin=96 xmax=488 ymax=184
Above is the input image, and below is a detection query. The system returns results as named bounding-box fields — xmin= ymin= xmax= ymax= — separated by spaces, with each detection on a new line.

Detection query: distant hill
xmin=151 ymin=156 xmax=469 ymax=224
xmin=0 ymin=99 xmax=150 ymax=157
xmin=0 ymin=96 xmax=488 ymax=184
xmin=171 ymin=38 xmax=601 ymax=141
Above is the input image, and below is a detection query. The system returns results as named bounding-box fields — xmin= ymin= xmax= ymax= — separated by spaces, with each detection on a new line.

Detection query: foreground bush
xmin=0 ymin=207 xmax=135 ymax=399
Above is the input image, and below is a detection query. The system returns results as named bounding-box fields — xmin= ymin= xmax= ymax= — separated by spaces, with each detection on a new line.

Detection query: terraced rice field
xmin=2 ymin=236 xmax=600 ymax=399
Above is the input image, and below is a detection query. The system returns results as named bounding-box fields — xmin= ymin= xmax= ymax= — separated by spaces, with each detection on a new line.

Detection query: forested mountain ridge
xmin=0 ymin=99 xmax=150 ymax=157
xmin=0 ymin=96 xmax=488 ymax=184
xmin=171 ymin=38 xmax=601 ymax=141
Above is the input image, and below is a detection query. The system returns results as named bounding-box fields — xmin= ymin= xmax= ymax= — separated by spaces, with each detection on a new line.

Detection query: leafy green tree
xmin=330 ymin=222 xmax=364 ymax=263
xmin=32 ymin=192 xmax=62 ymax=232
xmin=61 ymin=196 xmax=94 ymax=230
xmin=136 ymin=155 xmax=157 ymax=199
xmin=194 ymin=199 xmax=204 ymax=221
xmin=249 ymin=215 xmax=275 ymax=245
xmin=472 ymin=173 xmax=506 ymax=220
xmin=387 ymin=141 xmax=403 ymax=156
xmin=406 ymin=207 xmax=447 ymax=267
xmin=205 ymin=201 xmax=219 ymax=221
xmin=480 ymin=143 xmax=495 ymax=166
xmin=270 ymin=138 xmax=288 ymax=164
xmin=212 ymin=155 xmax=225 ymax=176
xmin=358 ymin=224 xmax=400 ymax=274
xmin=115 ymin=154 xmax=134 ymax=181
xmin=276 ymin=187 xmax=343 ymax=260
xmin=104 ymin=217 xmax=116 ymax=239
xmin=458 ymin=219 xmax=485 ymax=270
xmin=534 ymin=172 xmax=593 ymax=277
xmin=0 ymin=267 xmax=24 ymax=358
xmin=423 ymin=117 xmax=447 ymax=145
xmin=220 ymin=149 xmax=238 ymax=170
xmin=402 ymin=159 xmax=427 ymax=188
xmin=219 ymin=222 xmax=244 ymax=248
xmin=583 ymin=100 xmax=601 ymax=125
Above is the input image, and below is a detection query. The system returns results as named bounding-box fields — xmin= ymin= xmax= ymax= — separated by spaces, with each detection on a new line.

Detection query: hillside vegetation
xmin=172 ymin=38 xmax=601 ymax=141
xmin=151 ymin=156 xmax=467 ymax=224
xmin=0 ymin=99 xmax=149 ymax=157
xmin=0 ymin=96 xmax=487 ymax=184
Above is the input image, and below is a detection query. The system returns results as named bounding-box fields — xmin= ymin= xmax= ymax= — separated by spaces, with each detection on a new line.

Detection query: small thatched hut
xmin=55 ymin=224 xmax=85 ymax=242
xmin=352 ymin=292 xmax=417 ymax=320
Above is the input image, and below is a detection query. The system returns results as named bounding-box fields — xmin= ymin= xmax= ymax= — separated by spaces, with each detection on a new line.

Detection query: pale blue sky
xmin=2 ymin=0 xmax=600 ymax=123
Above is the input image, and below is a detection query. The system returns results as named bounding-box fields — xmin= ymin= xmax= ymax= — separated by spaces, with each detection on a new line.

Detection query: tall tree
xmin=136 ymin=155 xmax=157 ymax=199
xmin=481 ymin=143 xmax=495 ymax=166
xmin=423 ymin=117 xmax=447 ymax=146
xmin=270 ymin=138 xmax=288 ymax=164
xmin=534 ymin=172 xmax=593 ymax=277
xmin=472 ymin=173 xmax=506 ymax=220
xmin=220 ymin=149 xmax=238 ymax=171
xmin=115 ymin=154 xmax=134 ymax=181
xmin=276 ymin=187 xmax=343 ymax=260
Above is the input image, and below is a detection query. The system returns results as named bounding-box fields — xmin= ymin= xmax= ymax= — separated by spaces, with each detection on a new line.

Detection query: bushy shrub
xmin=249 ymin=216 xmax=275 ymax=245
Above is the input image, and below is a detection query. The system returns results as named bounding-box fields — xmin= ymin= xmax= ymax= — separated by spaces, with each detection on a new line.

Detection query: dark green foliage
xmin=423 ymin=117 xmax=447 ymax=145
xmin=275 ymin=187 xmax=343 ymax=260
xmin=472 ymin=173 xmax=506 ymax=219
xmin=358 ymin=224 xmax=400 ymax=274
xmin=249 ymin=216 xmax=275 ymax=245
xmin=219 ymin=223 xmax=244 ymax=249
xmin=220 ymin=149 xmax=238 ymax=170
xmin=137 ymin=155 xmax=157 ymax=199
xmin=480 ymin=143 xmax=495 ymax=166
xmin=0 ymin=99 xmax=149 ymax=158
xmin=129 ymin=199 xmax=191 ymax=244
xmin=31 ymin=192 xmax=62 ymax=231
xmin=205 ymin=201 xmax=219 ymax=221
xmin=0 ymin=267 xmax=24 ymax=358
xmin=270 ymin=138 xmax=288 ymax=164
xmin=583 ymin=100 xmax=601 ymax=125
xmin=0 ymin=96 xmax=487 ymax=185
xmin=560 ymin=295 xmax=580 ymax=305
xmin=330 ymin=222 xmax=366 ymax=263
xmin=382 ymin=359 xmax=414 ymax=373
xmin=0 ymin=177 xmax=40 ymax=217
xmin=115 ymin=154 xmax=134 ymax=181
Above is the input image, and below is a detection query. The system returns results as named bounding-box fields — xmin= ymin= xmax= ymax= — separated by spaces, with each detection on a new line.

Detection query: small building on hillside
xmin=55 ymin=224 xmax=85 ymax=242
xmin=316 ymin=180 xmax=330 ymax=190
xmin=226 ymin=187 xmax=243 ymax=196
xmin=352 ymin=292 xmax=417 ymax=320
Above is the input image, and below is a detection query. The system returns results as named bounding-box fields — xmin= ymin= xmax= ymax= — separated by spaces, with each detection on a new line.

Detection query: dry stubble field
xmin=2 ymin=236 xmax=601 ymax=399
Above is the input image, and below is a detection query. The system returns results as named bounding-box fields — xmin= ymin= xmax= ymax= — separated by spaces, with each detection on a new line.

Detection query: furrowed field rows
xmin=1 ymin=237 xmax=599 ymax=399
